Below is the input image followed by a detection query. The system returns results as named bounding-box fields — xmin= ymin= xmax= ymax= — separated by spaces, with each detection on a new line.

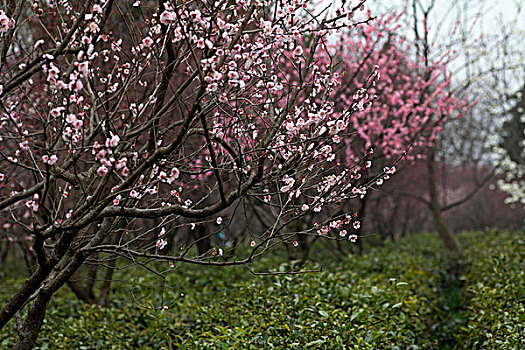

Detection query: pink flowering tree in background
xmin=0 ymin=0 xmax=415 ymax=347
xmin=350 ymin=0 xmax=525 ymax=252
xmin=333 ymin=10 xmax=466 ymax=251
xmin=277 ymin=9 xmax=466 ymax=258
xmin=334 ymin=11 xmax=462 ymax=165
xmin=245 ymin=9 xmax=461 ymax=261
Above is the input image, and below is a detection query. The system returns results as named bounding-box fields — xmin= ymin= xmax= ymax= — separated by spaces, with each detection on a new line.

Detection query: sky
xmin=368 ymin=0 xmax=525 ymax=94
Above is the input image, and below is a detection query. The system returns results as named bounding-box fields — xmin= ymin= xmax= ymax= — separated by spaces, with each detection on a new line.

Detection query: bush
xmin=4 ymin=231 xmax=523 ymax=349
xmin=1 ymin=234 xmax=452 ymax=349
xmin=455 ymin=231 xmax=525 ymax=349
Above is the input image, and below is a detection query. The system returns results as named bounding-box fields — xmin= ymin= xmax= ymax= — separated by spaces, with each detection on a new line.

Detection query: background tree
xmin=495 ymin=84 xmax=525 ymax=210
xmin=265 ymin=9 xmax=466 ymax=261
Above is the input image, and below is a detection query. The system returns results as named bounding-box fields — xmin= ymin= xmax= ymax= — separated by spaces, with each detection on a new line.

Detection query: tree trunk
xmin=0 ymin=265 xmax=50 ymax=330
xmin=67 ymin=273 xmax=97 ymax=304
xmin=4 ymin=218 xmax=118 ymax=347
xmin=66 ymin=244 xmax=117 ymax=306
xmin=13 ymin=247 xmax=90 ymax=349
xmin=192 ymin=224 xmax=212 ymax=256
xmin=14 ymin=292 xmax=52 ymax=350
xmin=285 ymin=219 xmax=313 ymax=264
xmin=97 ymin=257 xmax=116 ymax=306
xmin=0 ymin=241 xmax=9 ymax=263
xmin=354 ymin=196 xmax=367 ymax=256
xmin=427 ymin=150 xmax=461 ymax=253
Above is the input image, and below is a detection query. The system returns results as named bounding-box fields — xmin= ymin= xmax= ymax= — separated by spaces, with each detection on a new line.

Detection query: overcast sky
xmin=365 ymin=0 xmax=525 ymax=92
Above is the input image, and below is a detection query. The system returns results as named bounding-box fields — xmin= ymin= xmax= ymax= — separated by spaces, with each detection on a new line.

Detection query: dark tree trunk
xmin=286 ymin=234 xmax=312 ymax=263
xmin=14 ymin=292 xmax=52 ymax=350
xmin=0 ymin=265 xmax=50 ymax=331
xmin=97 ymin=257 xmax=116 ymax=306
xmin=2 ymin=219 xmax=118 ymax=347
xmin=19 ymin=242 xmax=37 ymax=273
xmin=285 ymin=219 xmax=313 ymax=264
xmin=335 ymin=238 xmax=348 ymax=256
xmin=67 ymin=271 xmax=97 ymax=304
xmin=354 ymin=196 xmax=367 ymax=256
xmin=192 ymin=224 xmax=212 ymax=256
xmin=427 ymin=150 xmax=461 ymax=253
xmin=66 ymin=243 xmax=117 ymax=306
xmin=0 ymin=241 xmax=9 ymax=263
xmin=13 ymin=248 xmax=90 ymax=349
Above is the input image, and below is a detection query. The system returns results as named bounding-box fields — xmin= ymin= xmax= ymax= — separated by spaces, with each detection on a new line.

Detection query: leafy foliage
xmin=1 ymin=234 xmax=448 ymax=349
xmin=1 ymin=231 xmax=521 ymax=349
xmin=455 ymin=231 xmax=525 ymax=349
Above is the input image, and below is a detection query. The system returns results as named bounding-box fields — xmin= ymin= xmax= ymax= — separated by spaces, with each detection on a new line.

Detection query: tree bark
xmin=0 ymin=266 xmax=50 ymax=331
xmin=14 ymin=292 xmax=52 ymax=350
xmin=67 ymin=273 xmax=97 ymax=304
xmin=13 ymin=244 xmax=97 ymax=348
xmin=427 ymin=150 xmax=461 ymax=253
xmin=192 ymin=224 xmax=212 ymax=256
xmin=6 ymin=219 xmax=118 ymax=348
xmin=355 ymin=196 xmax=367 ymax=256
xmin=285 ymin=219 xmax=313 ymax=264
xmin=97 ymin=257 xmax=116 ymax=306
xmin=0 ymin=241 xmax=9 ymax=263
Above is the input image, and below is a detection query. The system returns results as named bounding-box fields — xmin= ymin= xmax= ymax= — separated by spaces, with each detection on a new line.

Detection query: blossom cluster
xmin=0 ymin=10 xmax=15 ymax=33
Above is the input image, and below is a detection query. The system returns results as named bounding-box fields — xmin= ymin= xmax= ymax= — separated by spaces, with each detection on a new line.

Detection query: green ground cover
xmin=456 ymin=231 xmax=525 ymax=349
xmin=1 ymin=230 xmax=522 ymax=349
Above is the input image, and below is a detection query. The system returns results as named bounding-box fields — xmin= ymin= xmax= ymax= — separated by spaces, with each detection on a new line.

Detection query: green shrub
xmin=455 ymin=231 xmax=525 ymax=349
xmin=4 ymin=232 xmax=521 ymax=349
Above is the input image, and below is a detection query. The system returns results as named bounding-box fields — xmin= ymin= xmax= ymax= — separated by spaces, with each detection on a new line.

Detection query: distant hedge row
xmin=456 ymin=231 xmax=525 ymax=349
xmin=1 ymin=231 xmax=522 ymax=349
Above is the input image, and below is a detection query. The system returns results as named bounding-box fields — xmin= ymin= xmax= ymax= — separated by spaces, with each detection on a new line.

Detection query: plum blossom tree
xmin=334 ymin=9 xmax=465 ymax=249
xmin=278 ymin=9 xmax=466 ymax=258
xmin=333 ymin=11 xmax=461 ymax=164
xmin=0 ymin=0 xmax=402 ymax=347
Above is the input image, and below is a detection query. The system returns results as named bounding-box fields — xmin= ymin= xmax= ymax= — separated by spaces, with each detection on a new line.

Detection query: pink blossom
xmin=156 ymin=238 xmax=167 ymax=250
xmin=106 ymin=133 xmax=120 ymax=148
xmin=196 ymin=38 xmax=205 ymax=49
xmin=34 ymin=40 xmax=45 ymax=49
xmin=142 ymin=36 xmax=154 ymax=47
xmin=50 ymin=107 xmax=65 ymax=118
xmin=97 ymin=166 xmax=108 ymax=176
xmin=48 ymin=155 xmax=58 ymax=165
xmin=170 ymin=167 xmax=180 ymax=179
xmin=0 ymin=11 xmax=14 ymax=33
xmin=73 ymin=120 xmax=83 ymax=129
xmin=293 ymin=46 xmax=303 ymax=58
xmin=65 ymin=114 xmax=77 ymax=124
xmin=159 ymin=11 xmax=176 ymax=25
xmin=78 ymin=62 xmax=89 ymax=76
